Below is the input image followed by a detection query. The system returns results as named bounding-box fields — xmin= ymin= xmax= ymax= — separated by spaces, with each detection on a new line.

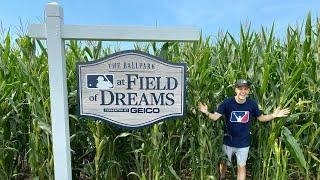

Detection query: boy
xmin=198 ymin=79 xmax=290 ymax=180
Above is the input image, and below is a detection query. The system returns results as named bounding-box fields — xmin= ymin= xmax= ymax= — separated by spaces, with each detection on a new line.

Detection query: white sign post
xmin=28 ymin=2 xmax=199 ymax=180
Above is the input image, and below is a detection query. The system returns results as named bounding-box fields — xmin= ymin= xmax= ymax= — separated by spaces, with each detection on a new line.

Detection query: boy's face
xmin=235 ymin=86 xmax=250 ymax=100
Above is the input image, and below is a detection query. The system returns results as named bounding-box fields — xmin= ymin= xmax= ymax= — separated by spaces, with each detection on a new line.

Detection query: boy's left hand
xmin=272 ymin=108 xmax=290 ymax=118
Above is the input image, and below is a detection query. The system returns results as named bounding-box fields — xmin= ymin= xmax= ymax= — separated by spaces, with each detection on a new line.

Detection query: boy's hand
xmin=272 ymin=107 xmax=290 ymax=118
xmin=198 ymin=102 xmax=208 ymax=114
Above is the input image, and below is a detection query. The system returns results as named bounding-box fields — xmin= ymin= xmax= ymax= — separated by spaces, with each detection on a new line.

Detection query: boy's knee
xmin=237 ymin=165 xmax=246 ymax=180
xmin=237 ymin=165 xmax=246 ymax=170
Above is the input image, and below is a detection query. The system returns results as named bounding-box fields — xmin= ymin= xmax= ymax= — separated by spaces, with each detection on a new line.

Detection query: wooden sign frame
xmin=28 ymin=2 xmax=199 ymax=179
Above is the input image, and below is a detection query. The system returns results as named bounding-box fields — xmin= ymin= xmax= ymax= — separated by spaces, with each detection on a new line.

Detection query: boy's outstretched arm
xmin=198 ymin=102 xmax=222 ymax=121
xmin=258 ymin=107 xmax=290 ymax=122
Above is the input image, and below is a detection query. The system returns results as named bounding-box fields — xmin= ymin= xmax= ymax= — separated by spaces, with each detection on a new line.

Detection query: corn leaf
xmin=281 ymin=126 xmax=307 ymax=173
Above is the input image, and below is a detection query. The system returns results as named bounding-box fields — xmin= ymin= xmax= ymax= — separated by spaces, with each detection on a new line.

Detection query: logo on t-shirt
xmin=230 ymin=111 xmax=249 ymax=123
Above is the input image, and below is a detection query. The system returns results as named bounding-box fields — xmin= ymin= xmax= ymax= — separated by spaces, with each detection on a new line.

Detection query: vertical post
xmin=45 ymin=2 xmax=72 ymax=179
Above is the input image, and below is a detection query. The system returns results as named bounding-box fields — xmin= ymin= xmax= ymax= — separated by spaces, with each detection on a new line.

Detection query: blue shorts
xmin=222 ymin=144 xmax=250 ymax=166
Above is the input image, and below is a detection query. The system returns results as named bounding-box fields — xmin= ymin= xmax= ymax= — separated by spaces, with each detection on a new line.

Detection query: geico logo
xmin=130 ymin=107 xmax=160 ymax=113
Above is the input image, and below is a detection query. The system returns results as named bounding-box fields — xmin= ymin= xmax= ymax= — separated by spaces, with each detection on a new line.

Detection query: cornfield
xmin=1 ymin=13 xmax=319 ymax=180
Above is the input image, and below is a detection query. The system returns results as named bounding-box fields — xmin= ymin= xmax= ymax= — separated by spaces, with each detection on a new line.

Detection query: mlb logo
xmin=230 ymin=111 xmax=249 ymax=123
xmin=86 ymin=74 xmax=114 ymax=89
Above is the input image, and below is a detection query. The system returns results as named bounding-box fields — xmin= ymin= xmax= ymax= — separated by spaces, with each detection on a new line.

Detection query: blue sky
xmin=1 ymin=0 xmax=320 ymax=40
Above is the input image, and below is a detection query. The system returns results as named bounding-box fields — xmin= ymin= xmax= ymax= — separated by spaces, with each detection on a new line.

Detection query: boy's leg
xmin=235 ymin=146 xmax=250 ymax=180
xmin=237 ymin=165 xmax=246 ymax=180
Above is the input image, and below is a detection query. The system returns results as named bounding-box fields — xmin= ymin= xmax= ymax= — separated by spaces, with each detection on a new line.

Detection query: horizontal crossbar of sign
xmin=28 ymin=24 xmax=200 ymax=41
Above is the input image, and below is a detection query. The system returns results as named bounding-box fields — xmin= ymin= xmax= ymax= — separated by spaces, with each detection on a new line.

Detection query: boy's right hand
xmin=198 ymin=102 xmax=208 ymax=114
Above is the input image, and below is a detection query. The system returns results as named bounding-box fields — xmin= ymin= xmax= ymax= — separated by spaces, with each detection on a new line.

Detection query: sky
xmin=1 ymin=0 xmax=320 ymax=41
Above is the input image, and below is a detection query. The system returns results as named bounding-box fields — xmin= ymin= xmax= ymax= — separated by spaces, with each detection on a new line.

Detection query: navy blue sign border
xmin=76 ymin=50 xmax=187 ymax=130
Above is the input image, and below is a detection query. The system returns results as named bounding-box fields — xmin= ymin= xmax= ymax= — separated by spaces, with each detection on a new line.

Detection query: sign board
xmin=77 ymin=50 xmax=186 ymax=129
xmin=28 ymin=2 xmax=198 ymax=179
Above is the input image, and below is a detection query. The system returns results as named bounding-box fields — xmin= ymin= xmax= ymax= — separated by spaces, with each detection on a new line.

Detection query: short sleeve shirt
xmin=216 ymin=97 xmax=262 ymax=148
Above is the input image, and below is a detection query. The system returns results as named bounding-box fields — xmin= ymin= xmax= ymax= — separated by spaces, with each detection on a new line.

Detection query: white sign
xmin=77 ymin=50 xmax=186 ymax=129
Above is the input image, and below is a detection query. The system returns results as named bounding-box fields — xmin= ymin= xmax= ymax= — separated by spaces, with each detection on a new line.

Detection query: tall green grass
xmin=0 ymin=14 xmax=319 ymax=179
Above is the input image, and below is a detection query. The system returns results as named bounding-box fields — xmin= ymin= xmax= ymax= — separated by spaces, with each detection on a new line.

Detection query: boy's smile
xmin=235 ymin=86 xmax=250 ymax=103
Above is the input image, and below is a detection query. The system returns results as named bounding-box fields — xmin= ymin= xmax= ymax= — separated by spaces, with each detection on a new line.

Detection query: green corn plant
xmin=1 ymin=13 xmax=320 ymax=180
